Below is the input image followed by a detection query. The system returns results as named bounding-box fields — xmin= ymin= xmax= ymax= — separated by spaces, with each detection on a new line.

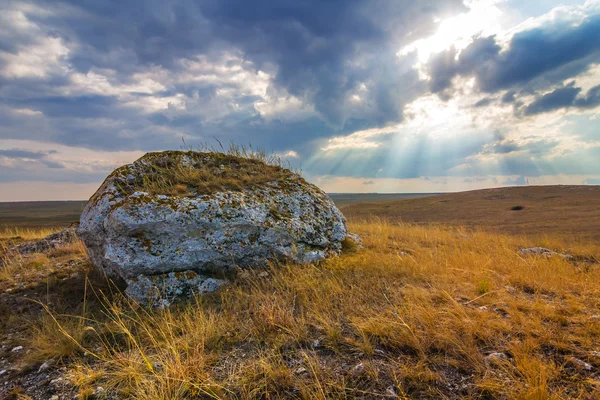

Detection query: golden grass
xmin=0 ymin=227 xmax=61 ymax=240
xmin=0 ymin=237 xmax=87 ymax=285
xmin=119 ymin=146 xmax=296 ymax=197
xmin=21 ymin=220 xmax=599 ymax=399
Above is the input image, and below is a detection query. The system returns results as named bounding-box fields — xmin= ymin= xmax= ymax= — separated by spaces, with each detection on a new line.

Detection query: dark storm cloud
xmin=0 ymin=148 xmax=54 ymax=159
xmin=523 ymin=84 xmax=582 ymax=115
xmin=428 ymin=13 xmax=600 ymax=101
xmin=501 ymin=90 xmax=517 ymax=104
xmin=522 ymin=83 xmax=600 ymax=116
xmin=22 ymin=0 xmax=464 ymax=126
xmin=574 ymin=84 xmax=600 ymax=109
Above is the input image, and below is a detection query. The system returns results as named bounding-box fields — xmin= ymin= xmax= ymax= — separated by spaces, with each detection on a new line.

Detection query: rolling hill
xmin=341 ymin=185 xmax=600 ymax=240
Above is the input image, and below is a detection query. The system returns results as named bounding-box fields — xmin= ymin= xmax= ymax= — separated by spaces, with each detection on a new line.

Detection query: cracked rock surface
xmin=78 ymin=151 xmax=349 ymax=304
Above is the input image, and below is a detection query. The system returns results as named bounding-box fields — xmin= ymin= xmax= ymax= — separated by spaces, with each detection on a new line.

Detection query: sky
xmin=0 ymin=0 xmax=599 ymax=201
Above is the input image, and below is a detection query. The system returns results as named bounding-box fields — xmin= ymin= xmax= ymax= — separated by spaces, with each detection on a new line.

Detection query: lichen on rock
xmin=78 ymin=150 xmax=355 ymax=305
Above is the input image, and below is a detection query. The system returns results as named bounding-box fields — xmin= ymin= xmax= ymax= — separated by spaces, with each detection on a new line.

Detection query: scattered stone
xmin=13 ymin=227 xmax=79 ymax=254
xmin=257 ymin=271 xmax=270 ymax=278
xmin=485 ymin=352 xmax=508 ymax=361
xmin=295 ymin=367 xmax=307 ymax=375
xmin=345 ymin=232 xmax=364 ymax=250
xmin=386 ymin=386 xmax=397 ymax=396
xmin=94 ymin=386 xmax=105 ymax=395
xmin=49 ymin=396 xmax=59 ymax=400
xmin=38 ymin=360 xmax=54 ymax=373
xmin=312 ymin=339 xmax=321 ymax=348
xmin=570 ymin=357 xmax=593 ymax=371
xmin=0 ymin=370 xmax=6 ymax=376
xmin=11 ymin=346 xmax=23 ymax=352
xmin=50 ymin=377 xmax=63 ymax=384
xmin=374 ymin=349 xmax=386 ymax=356
xmin=518 ymin=247 xmax=573 ymax=260
xmin=352 ymin=363 xmax=365 ymax=373
xmin=152 ymin=362 xmax=164 ymax=371
xmin=590 ymin=351 xmax=600 ymax=357
xmin=591 ymin=315 xmax=600 ymax=320
xmin=478 ymin=306 xmax=488 ymax=311
xmin=79 ymin=151 xmax=353 ymax=304
xmin=504 ymin=285 xmax=516 ymax=294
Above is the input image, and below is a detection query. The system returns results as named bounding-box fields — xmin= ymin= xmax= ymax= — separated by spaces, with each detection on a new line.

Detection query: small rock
xmin=50 ymin=377 xmax=64 ymax=386
xmin=11 ymin=345 xmax=23 ymax=352
xmin=374 ymin=349 xmax=386 ymax=356
xmin=257 ymin=271 xmax=269 ymax=278
xmin=0 ymin=369 xmax=6 ymax=376
xmin=152 ymin=362 xmax=164 ymax=371
xmin=478 ymin=306 xmax=488 ymax=311
xmin=591 ymin=315 xmax=600 ymax=320
xmin=38 ymin=360 xmax=54 ymax=373
xmin=570 ymin=357 xmax=592 ymax=371
xmin=295 ymin=367 xmax=307 ymax=374
xmin=590 ymin=351 xmax=600 ymax=357
xmin=352 ymin=362 xmax=365 ymax=373
xmin=386 ymin=386 xmax=397 ymax=396
xmin=312 ymin=339 xmax=321 ymax=348
xmin=94 ymin=386 xmax=105 ymax=395
xmin=504 ymin=285 xmax=515 ymax=293
xmin=49 ymin=396 xmax=59 ymax=400
xmin=518 ymin=247 xmax=573 ymax=260
xmin=485 ymin=352 xmax=508 ymax=361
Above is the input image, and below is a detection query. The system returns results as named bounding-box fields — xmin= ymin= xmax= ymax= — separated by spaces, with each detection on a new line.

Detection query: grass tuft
xmin=115 ymin=143 xmax=299 ymax=197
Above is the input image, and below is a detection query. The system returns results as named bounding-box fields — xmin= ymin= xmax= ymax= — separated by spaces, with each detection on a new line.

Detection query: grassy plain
xmin=342 ymin=185 xmax=600 ymax=240
xmin=0 ymin=186 xmax=599 ymax=399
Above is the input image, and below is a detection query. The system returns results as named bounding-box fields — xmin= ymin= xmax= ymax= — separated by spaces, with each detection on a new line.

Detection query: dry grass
xmin=341 ymin=185 xmax=600 ymax=240
xmin=0 ymin=236 xmax=87 ymax=285
xmin=17 ymin=220 xmax=599 ymax=399
xmin=118 ymin=146 xmax=297 ymax=197
xmin=0 ymin=227 xmax=61 ymax=241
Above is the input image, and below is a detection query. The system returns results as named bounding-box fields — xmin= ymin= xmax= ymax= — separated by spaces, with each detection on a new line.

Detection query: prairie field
xmin=1 ymin=215 xmax=599 ymax=399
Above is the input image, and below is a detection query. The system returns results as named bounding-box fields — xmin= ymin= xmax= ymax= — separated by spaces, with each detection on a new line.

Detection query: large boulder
xmin=78 ymin=151 xmax=350 ymax=305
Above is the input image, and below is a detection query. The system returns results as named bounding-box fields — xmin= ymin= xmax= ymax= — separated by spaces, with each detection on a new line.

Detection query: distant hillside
xmin=341 ymin=185 xmax=600 ymax=240
xmin=328 ymin=193 xmax=439 ymax=207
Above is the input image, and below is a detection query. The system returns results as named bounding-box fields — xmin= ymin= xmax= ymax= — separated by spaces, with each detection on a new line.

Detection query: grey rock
xmin=518 ymin=247 xmax=573 ymax=260
xmin=485 ymin=352 xmax=508 ymax=361
xmin=79 ymin=151 xmax=353 ymax=304
xmin=570 ymin=357 xmax=592 ymax=371
xmin=11 ymin=346 xmax=23 ymax=352
xmin=37 ymin=360 xmax=53 ymax=373
xmin=125 ymin=270 xmax=227 ymax=308
xmin=13 ymin=227 xmax=78 ymax=254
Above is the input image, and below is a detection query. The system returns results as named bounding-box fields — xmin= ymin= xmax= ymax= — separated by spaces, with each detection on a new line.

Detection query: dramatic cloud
xmin=427 ymin=2 xmax=600 ymax=115
xmin=0 ymin=0 xmax=599 ymax=200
